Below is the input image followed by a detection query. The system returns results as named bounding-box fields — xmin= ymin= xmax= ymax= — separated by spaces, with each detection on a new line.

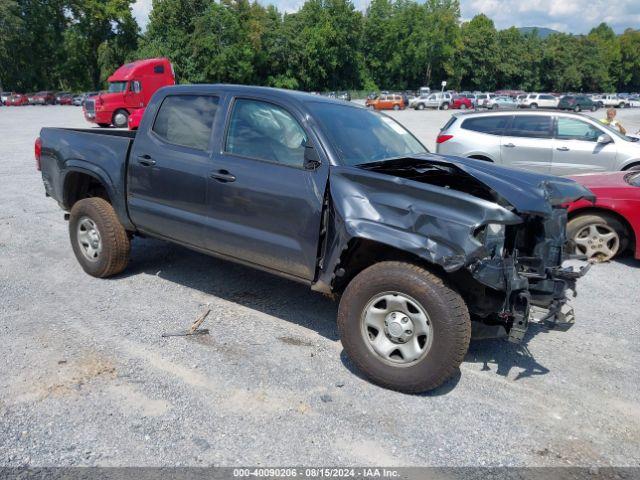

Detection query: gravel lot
xmin=1 ymin=104 xmax=639 ymax=467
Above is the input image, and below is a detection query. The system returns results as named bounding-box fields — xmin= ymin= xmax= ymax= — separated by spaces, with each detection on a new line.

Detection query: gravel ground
xmin=1 ymin=105 xmax=639 ymax=467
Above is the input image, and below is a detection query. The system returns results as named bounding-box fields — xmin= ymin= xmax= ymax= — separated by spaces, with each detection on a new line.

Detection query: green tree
xmin=619 ymin=28 xmax=640 ymax=91
xmin=0 ymin=0 xmax=22 ymax=90
xmin=541 ymin=33 xmax=582 ymax=91
xmin=455 ymin=14 xmax=499 ymax=90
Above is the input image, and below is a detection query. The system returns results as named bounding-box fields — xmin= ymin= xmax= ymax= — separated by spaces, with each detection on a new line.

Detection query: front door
xmin=127 ymin=94 xmax=222 ymax=247
xmin=500 ymin=114 xmax=553 ymax=173
xmin=204 ymin=97 xmax=328 ymax=281
xmin=551 ymin=116 xmax=618 ymax=175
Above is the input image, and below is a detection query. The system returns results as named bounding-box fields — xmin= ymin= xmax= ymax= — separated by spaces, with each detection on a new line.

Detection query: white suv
xmin=518 ymin=93 xmax=559 ymax=109
xmin=411 ymin=92 xmax=453 ymax=110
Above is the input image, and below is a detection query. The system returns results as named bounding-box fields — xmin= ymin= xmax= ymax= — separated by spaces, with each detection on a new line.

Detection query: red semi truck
xmin=83 ymin=58 xmax=175 ymax=128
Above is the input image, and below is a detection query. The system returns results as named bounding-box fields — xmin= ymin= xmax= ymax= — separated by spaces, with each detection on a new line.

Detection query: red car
xmin=6 ymin=93 xmax=29 ymax=106
xmin=32 ymin=91 xmax=56 ymax=105
xmin=58 ymin=94 xmax=73 ymax=105
xmin=566 ymin=171 xmax=640 ymax=262
xmin=452 ymin=95 xmax=473 ymax=110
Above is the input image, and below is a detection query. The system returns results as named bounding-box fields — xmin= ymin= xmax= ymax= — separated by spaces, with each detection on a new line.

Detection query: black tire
xmin=591 ymin=105 xmax=597 ymax=112
xmin=112 ymin=109 xmax=129 ymax=128
xmin=530 ymin=103 xmax=538 ymax=109
xmin=574 ymin=105 xmax=581 ymax=112
xmin=337 ymin=261 xmax=471 ymax=393
xmin=567 ymin=213 xmax=629 ymax=262
xmin=97 ymin=123 xmax=111 ymax=128
xmin=69 ymin=198 xmax=131 ymax=278
xmin=416 ymin=104 xmax=425 ymax=111
xmin=442 ymin=102 xmax=449 ymax=110
xmin=393 ymin=104 xmax=400 ymax=111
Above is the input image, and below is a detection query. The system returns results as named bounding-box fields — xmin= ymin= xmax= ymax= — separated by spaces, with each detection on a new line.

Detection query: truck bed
xmin=39 ymin=127 xmax=136 ymax=228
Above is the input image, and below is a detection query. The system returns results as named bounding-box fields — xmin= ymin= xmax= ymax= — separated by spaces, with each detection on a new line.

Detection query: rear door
xmin=127 ymin=93 xmax=222 ymax=247
xmin=551 ymin=115 xmax=618 ymax=175
xmin=204 ymin=97 xmax=329 ymax=281
xmin=500 ymin=114 xmax=553 ymax=173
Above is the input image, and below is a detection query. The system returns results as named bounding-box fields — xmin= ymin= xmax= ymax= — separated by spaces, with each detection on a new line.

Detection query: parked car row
xmin=0 ymin=90 xmax=98 ymax=106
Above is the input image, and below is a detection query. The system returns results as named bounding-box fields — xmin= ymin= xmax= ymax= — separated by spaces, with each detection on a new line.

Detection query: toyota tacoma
xmin=37 ymin=85 xmax=592 ymax=393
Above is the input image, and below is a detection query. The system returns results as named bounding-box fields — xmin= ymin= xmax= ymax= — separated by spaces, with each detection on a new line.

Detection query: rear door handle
xmin=556 ymin=146 xmax=570 ymax=151
xmin=210 ymin=170 xmax=236 ymax=183
xmin=137 ymin=154 xmax=156 ymax=166
xmin=504 ymin=143 xmax=516 ymax=148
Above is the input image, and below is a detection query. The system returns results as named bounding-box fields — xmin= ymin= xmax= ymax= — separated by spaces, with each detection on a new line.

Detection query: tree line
xmin=1 ymin=0 xmax=640 ymax=93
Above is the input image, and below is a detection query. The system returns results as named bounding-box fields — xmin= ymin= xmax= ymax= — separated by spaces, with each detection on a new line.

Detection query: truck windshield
xmin=307 ymin=102 xmax=427 ymax=166
xmin=108 ymin=82 xmax=128 ymax=93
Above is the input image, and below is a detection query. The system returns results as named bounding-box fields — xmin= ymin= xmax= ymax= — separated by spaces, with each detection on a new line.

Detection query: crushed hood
xmin=361 ymin=153 xmax=595 ymax=216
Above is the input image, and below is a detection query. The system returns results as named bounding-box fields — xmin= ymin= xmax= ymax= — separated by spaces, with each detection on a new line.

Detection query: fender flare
xmin=61 ymin=161 xmax=134 ymax=230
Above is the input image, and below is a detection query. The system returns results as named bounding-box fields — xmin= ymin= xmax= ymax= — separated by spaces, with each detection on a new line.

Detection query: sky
xmin=132 ymin=0 xmax=640 ymax=34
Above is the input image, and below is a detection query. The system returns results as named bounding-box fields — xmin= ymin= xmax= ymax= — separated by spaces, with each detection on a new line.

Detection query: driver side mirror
xmin=597 ymin=134 xmax=612 ymax=144
xmin=303 ymin=144 xmax=321 ymax=170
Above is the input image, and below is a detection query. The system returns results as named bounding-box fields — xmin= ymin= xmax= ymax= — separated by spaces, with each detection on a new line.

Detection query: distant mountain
xmin=517 ymin=27 xmax=561 ymax=38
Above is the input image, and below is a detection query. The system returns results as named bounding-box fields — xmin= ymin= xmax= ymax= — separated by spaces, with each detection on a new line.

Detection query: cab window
xmin=225 ymin=99 xmax=307 ymax=168
xmin=152 ymin=95 xmax=220 ymax=150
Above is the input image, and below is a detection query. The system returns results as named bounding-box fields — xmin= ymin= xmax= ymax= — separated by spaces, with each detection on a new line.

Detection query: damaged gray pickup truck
xmin=37 ymin=85 xmax=593 ymax=392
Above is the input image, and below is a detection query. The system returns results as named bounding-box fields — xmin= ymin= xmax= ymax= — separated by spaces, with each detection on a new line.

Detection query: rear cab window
xmin=152 ymin=95 xmax=220 ymax=150
xmin=461 ymin=115 xmax=511 ymax=135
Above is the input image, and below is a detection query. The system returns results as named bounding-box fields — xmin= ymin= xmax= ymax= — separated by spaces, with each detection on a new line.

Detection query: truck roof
xmin=108 ymin=58 xmax=172 ymax=82
xmin=156 ymin=83 xmax=358 ymax=108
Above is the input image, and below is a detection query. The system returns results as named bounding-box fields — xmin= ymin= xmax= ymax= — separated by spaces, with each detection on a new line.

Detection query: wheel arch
xmin=467 ymin=154 xmax=495 ymax=162
xmin=62 ymin=168 xmax=113 ymax=210
xmin=328 ymin=237 xmax=447 ymax=295
xmin=621 ymin=160 xmax=640 ymax=171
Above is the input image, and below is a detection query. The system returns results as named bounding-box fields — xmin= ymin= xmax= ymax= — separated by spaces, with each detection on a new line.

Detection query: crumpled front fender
xmin=312 ymin=166 xmax=522 ymax=292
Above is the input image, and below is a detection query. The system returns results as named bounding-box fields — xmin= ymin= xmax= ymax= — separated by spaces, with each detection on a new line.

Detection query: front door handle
xmin=504 ymin=143 xmax=516 ymax=148
xmin=556 ymin=146 xmax=570 ymax=151
xmin=137 ymin=154 xmax=156 ymax=166
xmin=210 ymin=170 xmax=236 ymax=183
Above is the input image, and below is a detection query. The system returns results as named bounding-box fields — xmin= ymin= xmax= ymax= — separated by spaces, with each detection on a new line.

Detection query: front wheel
xmin=591 ymin=105 xmax=597 ymax=112
xmin=574 ymin=105 xmax=581 ymax=112
xmin=567 ymin=213 xmax=627 ymax=262
xmin=69 ymin=198 xmax=131 ymax=277
xmin=460 ymin=104 xmax=467 ymax=110
xmin=337 ymin=262 xmax=471 ymax=393
xmin=530 ymin=103 xmax=538 ymax=109
xmin=393 ymin=104 xmax=400 ymax=111
xmin=112 ymin=109 xmax=129 ymax=128
xmin=441 ymin=103 xmax=449 ymax=110
xmin=416 ymin=104 xmax=425 ymax=111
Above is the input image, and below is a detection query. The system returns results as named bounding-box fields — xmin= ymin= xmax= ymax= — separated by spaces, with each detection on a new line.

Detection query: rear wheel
xmin=393 ymin=104 xmax=400 ymax=111
xmin=112 ymin=109 xmax=129 ymax=128
xmin=69 ymin=198 xmax=131 ymax=277
xmin=441 ymin=102 xmax=449 ymax=110
xmin=567 ymin=213 xmax=628 ymax=262
xmin=530 ymin=103 xmax=538 ymax=109
xmin=416 ymin=104 xmax=425 ymax=111
xmin=574 ymin=105 xmax=581 ymax=112
xmin=337 ymin=262 xmax=470 ymax=393
xmin=591 ymin=105 xmax=597 ymax=112
xmin=460 ymin=104 xmax=467 ymax=110
xmin=97 ymin=123 xmax=110 ymax=128
xmin=618 ymin=103 xmax=626 ymax=109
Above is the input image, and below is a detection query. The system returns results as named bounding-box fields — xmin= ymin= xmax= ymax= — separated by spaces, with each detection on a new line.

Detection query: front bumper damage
xmin=468 ymin=209 xmax=591 ymax=342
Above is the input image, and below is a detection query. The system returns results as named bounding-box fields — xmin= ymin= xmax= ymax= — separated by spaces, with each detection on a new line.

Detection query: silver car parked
xmin=436 ymin=110 xmax=640 ymax=175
